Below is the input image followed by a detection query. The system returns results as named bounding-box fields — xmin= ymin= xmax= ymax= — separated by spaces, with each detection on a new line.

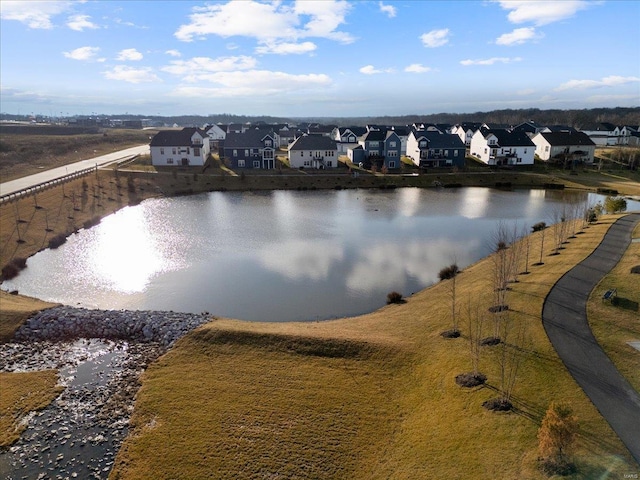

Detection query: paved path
xmin=0 ymin=144 xmax=149 ymax=196
xmin=542 ymin=213 xmax=640 ymax=464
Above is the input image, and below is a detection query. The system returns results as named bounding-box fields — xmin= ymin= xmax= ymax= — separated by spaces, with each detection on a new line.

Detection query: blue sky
xmin=1 ymin=0 xmax=639 ymax=117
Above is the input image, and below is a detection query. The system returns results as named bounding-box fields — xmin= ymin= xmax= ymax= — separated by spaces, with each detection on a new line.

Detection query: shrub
xmin=386 ymin=291 xmax=403 ymax=304
xmin=438 ymin=264 xmax=459 ymax=281
xmin=531 ymin=221 xmax=546 ymax=232
xmin=48 ymin=233 xmax=68 ymax=249
xmin=604 ymin=196 xmax=627 ymax=214
xmin=1 ymin=257 xmax=28 ymax=280
xmin=538 ymin=402 xmax=578 ymax=475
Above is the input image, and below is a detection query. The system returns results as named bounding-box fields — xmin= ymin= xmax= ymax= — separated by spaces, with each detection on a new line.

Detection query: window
xmin=238 ymin=159 xmax=245 ymax=167
xmin=369 ymin=141 xmax=379 ymax=147
xmin=545 ymin=145 xmax=549 ymax=152
xmin=524 ymin=148 xmax=527 ymax=154
xmin=444 ymin=150 xmax=449 ymax=156
xmin=265 ymin=140 xmax=272 ymax=146
xmin=390 ymin=141 xmax=396 ymax=147
xmin=301 ymin=151 xmax=304 ymax=156
xmin=388 ymin=151 xmax=398 ymax=157
xmin=194 ymin=147 xmax=200 ymax=156
xmin=167 ymin=158 xmax=174 ymax=164
xmin=264 ymin=150 xmax=273 ymax=159
xmin=186 ymin=148 xmax=190 ymax=154
xmin=454 ymin=150 xmax=458 ymax=156
xmin=327 ymin=161 xmax=332 ymax=167
xmin=233 ymin=149 xmax=238 ymax=157
xmin=389 ymin=161 xmax=396 ymax=168
xmin=484 ymin=148 xmax=488 ymax=154
xmin=419 ymin=141 xmax=427 ymax=148
xmin=244 ymin=149 xmax=249 ymax=156
xmin=160 ymin=148 xmax=165 ymax=155
xmin=253 ymin=161 xmax=261 ymax=168
xmin=172 ymin=148 xmax=177 ymax=155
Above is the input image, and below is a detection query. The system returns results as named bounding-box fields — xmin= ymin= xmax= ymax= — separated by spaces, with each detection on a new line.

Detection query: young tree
xmin=604 ymin=196 xmax=627 ymax=214
xmin=549 ymin=206 xmax=569 ymax=255
xmin=455 ymin=297 xmax=486 ymax=387
xmin=439 ymin=262 xmax=460 ymax=334
xmin=538 ymin=402 xmax=578 ymax=474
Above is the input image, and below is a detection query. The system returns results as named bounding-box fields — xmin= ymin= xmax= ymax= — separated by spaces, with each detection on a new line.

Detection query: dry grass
xmin=588 ymin=223 xmax=640 ymax=392
xmin=111 ymin=216 xmax=638 ymax=479
xmin=0 ymin=128 xmax=155 ymax=181
xmin=0 ymin=290 xmax=57 ymax=342
xmin=0 ymin=370 xmax=63 ymax=446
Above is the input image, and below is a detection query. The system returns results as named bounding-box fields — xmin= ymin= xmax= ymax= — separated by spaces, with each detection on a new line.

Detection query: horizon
xmin=1 ymin=1 xmax=639 ymax=117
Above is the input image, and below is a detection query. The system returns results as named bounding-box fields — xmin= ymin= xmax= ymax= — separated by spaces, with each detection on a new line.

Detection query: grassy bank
xmin=110 ymin=216 xmax=638 ymax=479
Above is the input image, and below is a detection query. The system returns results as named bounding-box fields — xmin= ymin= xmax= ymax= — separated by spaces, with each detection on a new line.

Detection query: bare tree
xmin=455 ymin=297 xmax=486 ymax=387
xmin=550 ymin=206 xmax=569 ymax=255
xmin=439 ymin=259 xmax=460 ymax=335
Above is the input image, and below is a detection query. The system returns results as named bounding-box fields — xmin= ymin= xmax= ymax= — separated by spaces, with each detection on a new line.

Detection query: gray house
xmin=223 ymin=130 xmax=276 ymax=169
xmin=288 ymin=134 xmax=338 ymax=169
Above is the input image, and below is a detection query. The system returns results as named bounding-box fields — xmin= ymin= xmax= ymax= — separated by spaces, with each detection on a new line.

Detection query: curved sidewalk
xmin=542 ymin=213 xmax=640 ymax=464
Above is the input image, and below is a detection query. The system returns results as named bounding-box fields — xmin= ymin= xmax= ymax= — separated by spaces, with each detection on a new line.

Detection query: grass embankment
xmin=0 ymin=127 xmax=156 ymax=182
xmin=0 ymin=370 xmax=63 ymax=447
xmin=589 ymin=223 xmax=640 ymax=393
xmin=111 ymin=217 xmax=638 ymax=479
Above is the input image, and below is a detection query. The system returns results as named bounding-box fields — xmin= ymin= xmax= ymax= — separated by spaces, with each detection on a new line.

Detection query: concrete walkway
xmin=0 ymin=144 xmax=149 ymax=196
xmin=542 ymin=213 xmax=640 ymax=464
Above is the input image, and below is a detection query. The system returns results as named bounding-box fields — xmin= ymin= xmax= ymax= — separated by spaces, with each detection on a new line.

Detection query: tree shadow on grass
xmin=612 ymin=297 xmax=639 ymax=312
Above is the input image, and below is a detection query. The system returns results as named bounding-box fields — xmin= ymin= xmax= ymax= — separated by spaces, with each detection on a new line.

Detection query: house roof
xmin=224 ymin=130 xmax=274 ymax=148
xmin=362 ymin=130 xmax=387 ymax=142
xmin=485 ymin=129 xmax=535 ymax=147
xmin=538 ymin=131 xmax=595 ymax=147
xmin=150 ymin=128 xmax=206 ymax=147
xmin=413 ymin=131 xmax=465 ymax=149
xmin=545 ymin=125 xmax=577 ymax=133
xmin=289 ymin=134 xmax=337 ymax=151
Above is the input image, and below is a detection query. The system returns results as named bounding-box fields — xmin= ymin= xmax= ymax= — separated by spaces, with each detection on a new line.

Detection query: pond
xmin=3 ymin=187 xmax=634 ymax=322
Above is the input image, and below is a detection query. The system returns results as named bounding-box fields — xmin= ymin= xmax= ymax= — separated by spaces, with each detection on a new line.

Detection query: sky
xmin=1 ymin=0 xmax=639 ymax=118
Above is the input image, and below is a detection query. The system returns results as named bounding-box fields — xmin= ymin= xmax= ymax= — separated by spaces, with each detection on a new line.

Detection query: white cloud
xmin=162 ymin=56 xmax=257 ymax=77
xmin=63 ymin=46 xmax=100 ymax=61
xmin=379 ymin=2 xmax=396 ymax=18
xmin=516 ymin=88 xmax=536 ymax=96
xmin=585 ymin=94 xmax=640 ymax=103
xmin=256 ymin=41 xmax=317 ymax=55
xmin=0 ymin=0 xmax=72 ymax=29
xmin=174 ymin=0 xmax=353 ymax=47
xmin=404 ymin=64 xmax=432 ymax=73
xmin=460 ymin=57 xmax=522 ymax=66
xmin=67 ymin=14 xmax=98 ymax=31
xmin=556 ymin=75 xmax=640 ymax=91
xmin=103 ymin=65 xmax=160 ymax=84
xmin=495 ymin=0 xmax=591 ymax=26
xmin=116 ymin=48 xmax=143 ymax=61
xmin=495 ymin=27 xmax=540 ymax=45
xmin=420 ymin=28 xmax=450 ymax=48
xmin=165 ymin=49 xmax=181 ymax=57
xmin=170 ymin=70 xmax=332 ymax=97
xmin=359 ymin=65 xmax=395 ymax=75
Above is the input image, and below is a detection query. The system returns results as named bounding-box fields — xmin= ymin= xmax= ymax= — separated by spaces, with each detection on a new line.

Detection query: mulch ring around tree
xmin=455 ymin=372 xmax=487 ymax=388
xmin=440 ymin=329 xmax=461 ymax=339
xmin=631 ymin=265 xmax=640 ymax=274
xmin=488 ymin=305 xmax=508 ymax=313
xmin=480 ymin=336 xmax=501 ymax=346
xmin=482 ymin=397 xmax=513 ymax=411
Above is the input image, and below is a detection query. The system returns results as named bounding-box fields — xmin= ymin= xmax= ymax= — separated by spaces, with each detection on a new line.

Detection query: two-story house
xmin=451 ymin=123 xmax=481 ymax=147
xmin=469 ymin=129 xmax=535 ymax=166
xmin=531 ymin=131 xmax=596 ymax=165
xmin=204 ymin=124 xmax=226 ymax=150
xmin=288 ymin=134 xmax=338 ymax=169
xmin=406 ymin=131 xmax=466 ymax=168
xmin=359 ymin=130 xmax=402 ymax=169
xmin=150 ymin=128 xmax=210 ymax=166
xmin=223 ymin=130 xmax=277 ymax=169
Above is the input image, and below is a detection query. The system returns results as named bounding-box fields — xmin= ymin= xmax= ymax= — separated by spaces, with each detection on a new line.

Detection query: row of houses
xmin=149 ymin=120 xmax=638 ymax=169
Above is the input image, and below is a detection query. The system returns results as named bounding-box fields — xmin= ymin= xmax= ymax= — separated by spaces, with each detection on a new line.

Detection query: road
xmin=0 ymin=144 xmax=149 ymax=196
xmin=542 ymin=213 xmax=640 ymax=464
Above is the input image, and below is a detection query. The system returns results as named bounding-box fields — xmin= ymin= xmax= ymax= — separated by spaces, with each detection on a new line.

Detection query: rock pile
xmin=14 ymin=306 xmax=213 ymax=347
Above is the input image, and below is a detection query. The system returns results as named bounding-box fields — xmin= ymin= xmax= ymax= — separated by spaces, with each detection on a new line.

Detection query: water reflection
xmin=4 ymin=188 xmax=637 ymax=322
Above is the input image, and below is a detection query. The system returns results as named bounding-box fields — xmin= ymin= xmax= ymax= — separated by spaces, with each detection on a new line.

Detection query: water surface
xmin=5 ymin=187 xmax=632 ymax=321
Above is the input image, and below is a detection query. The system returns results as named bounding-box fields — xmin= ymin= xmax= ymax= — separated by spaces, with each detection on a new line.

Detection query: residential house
xmin=531 ymin=131 xmax=596 ymax=165
xmin=307 ymin=124 xmax=336 ymax=137
xmin=204 ymin=124 xmax=226 ymax=150
xmin=451 ymin=122 xmax=482 ymax=147
xmin=512 ymin=121 xmax=546 ymax=137
xmin=617 ymin=125 xmax=639 ymax=145
xmin=150 ymin=128 xmax=210 ymax=166
xmin=223 ymin=130 xmax=277 ymax=169
xmin=406 ymin=131 xmax=466 ymax=168
xmin=469 ymin=128 xmax=535 ymax=166
xmin=332 ymin=126 xmax=367 ymax=154
xmin=389 ymin=126 xmax=409 ymax=155
xmin=288 ymin=134 xmax=338 ymax=169
xmin=359 ymin=130 xmax=402 ymax=169
xmin=579 ymin=123 xmax=617 ymax=146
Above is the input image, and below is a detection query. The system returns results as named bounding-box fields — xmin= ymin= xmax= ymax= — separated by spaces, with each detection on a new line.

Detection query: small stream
xmin=0 ymin=339 xmax=163 ymax=480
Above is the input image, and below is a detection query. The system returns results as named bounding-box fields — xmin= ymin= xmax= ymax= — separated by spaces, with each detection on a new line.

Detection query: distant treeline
xmin=0 ymin=125 xmax=101 ymax=135
xmin=2 ymin=107 xmax=639 ymax=128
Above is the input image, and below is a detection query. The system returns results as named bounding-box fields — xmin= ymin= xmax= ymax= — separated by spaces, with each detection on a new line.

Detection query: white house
xmin=470 ymin=128 xmax=535 ymax=166
xmin=531 ymin=131 xmax=596 ymax=164
xmin=288 ymin=134 xmax=338 ymax=169
xmin=451 ymin=123 xmax=482 ymax=146
xmin=579 ymin=123 xmax=617 ymax=146
xmin=150 ymin=128 xmax=210 ymax=166
xmin=204 ymin=124 xmax=226 ymax=148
